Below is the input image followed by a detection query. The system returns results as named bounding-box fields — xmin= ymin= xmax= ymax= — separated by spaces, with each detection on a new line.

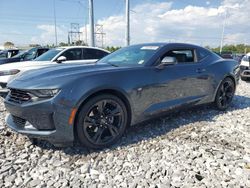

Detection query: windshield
xmin=98 ymin=45 xmax=161 ymax=67
xmin=242 ymin=55 xmax=249 ymax=61
xmin=34 ymin=48 xmax=63 ymax=61
xmin=12 ymin=50 xmax=27 ymax=58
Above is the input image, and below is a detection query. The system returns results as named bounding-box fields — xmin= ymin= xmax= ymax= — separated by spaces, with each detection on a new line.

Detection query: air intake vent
xmin=8 ymin=89 xmax=31 ymax=104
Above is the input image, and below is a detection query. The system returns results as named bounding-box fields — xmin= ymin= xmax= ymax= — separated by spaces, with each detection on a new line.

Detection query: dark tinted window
xmin=197 ymin=48 xmax=210 ymax=61
xmin=163 ymin=49 xmax=195 ymax=63
xmin=83 ymin=49 xmax=109 ymax=60
xmin=9 ymin=50 xmax=19 ymax=57
xmin=60 ymin=48 xmax=82 ymax=61
xmin=37 ymin=49 xmax=49 ymax=57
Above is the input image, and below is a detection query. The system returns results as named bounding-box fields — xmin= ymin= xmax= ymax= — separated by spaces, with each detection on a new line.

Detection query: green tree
xmin=59 ymin=42 xmax=69 ymax=47
xmin=4 ymin=41 xmax=14 ymax=49
xmin=105 ymin=46 xmax=121 ymax=53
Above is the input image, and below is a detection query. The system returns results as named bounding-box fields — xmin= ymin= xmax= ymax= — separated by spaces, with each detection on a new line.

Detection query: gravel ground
xmin=0 ymin=81 xmax=250 ymax=188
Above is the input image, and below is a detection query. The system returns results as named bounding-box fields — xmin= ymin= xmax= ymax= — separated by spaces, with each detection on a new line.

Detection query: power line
xmin=95 ymin=24 xmax=106 ymax=48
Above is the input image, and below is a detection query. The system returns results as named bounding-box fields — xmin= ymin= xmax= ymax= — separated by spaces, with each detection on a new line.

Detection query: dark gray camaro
xmin=4 ymin=43 xmax=240 ymax=149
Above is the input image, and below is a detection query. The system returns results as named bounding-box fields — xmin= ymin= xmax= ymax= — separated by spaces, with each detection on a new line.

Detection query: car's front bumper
xmin=240 ymin=65 xmax=250 ymax=78
xmin=4 ymin=96 xmax=75 ymax=147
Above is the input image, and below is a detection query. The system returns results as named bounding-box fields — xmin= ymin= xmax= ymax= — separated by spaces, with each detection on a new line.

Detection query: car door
xmin=142 ymin=48 xmax=212 ymax=115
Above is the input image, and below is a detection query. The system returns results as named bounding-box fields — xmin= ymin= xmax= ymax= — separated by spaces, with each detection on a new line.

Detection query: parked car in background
xmin=233 ymin=54 xmax=244 ymax=63
xmin=3 ymin=43 xmax=240 ymax=149
xmin=0 ymin=49 xmax=19 ymax=59
xmin=0 ymin=47 xmax=49 ymax=65
xmin=0 ymin=46 xmax=110 ymax=97
xmin=34 ymin=46 xmax=110 ymax=63
xmin=220 ymin=51 xmax=233 ymax=59
xmin=240 ymin=53 xmax=250 ymax=81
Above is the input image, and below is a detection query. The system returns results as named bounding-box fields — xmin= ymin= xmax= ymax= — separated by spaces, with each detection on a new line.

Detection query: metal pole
xmin=125 ymin=0 xmax=130 ymax=46
xmin=53 ymin=0 xmax=58 ymax=46
xmin=220 ymin=10 xmax=227 ymax=54
xmin=89 ymin=0 xmax=95 ymax=47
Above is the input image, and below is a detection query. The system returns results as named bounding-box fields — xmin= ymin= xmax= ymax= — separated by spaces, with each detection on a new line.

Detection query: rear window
xmin=83 ymin=49 xmax=109 ymax=60
xmin=197 ymin=48 xmax=210 ymax=61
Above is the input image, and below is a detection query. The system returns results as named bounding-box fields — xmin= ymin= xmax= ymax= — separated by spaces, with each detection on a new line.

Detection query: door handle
xmin=196 ymin=68 xmax=206 ymax=73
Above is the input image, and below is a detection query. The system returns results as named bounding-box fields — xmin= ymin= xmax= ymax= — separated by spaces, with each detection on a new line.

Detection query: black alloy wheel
xmin=215 ymin=77 xmax=235 ymax=110
xmin=76 ymin=94 xmax=128 ymax=149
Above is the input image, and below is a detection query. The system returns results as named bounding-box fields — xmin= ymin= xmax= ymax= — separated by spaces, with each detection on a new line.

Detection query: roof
xmin=131 ymin=42 xmax=205 ymax=49
xmin=57 ymin=46 xmax=110 ymax=53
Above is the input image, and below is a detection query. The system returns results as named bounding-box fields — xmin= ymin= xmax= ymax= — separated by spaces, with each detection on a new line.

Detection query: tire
xmin=214 ymin=77 xmax=235 ymax=111
xmin=76 ymin=94 xmax=128 ymax=149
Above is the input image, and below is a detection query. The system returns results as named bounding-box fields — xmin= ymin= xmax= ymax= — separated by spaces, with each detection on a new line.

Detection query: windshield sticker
xmin=141 ymin=46 xmax=159 ymax=50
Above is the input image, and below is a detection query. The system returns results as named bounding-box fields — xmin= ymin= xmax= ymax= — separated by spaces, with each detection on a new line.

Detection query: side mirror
xmin=161 ymin=56 xmax=177 ymax=65
xmin=56 ymin=56 xmax=67 ymax=63
xmin=156 ymin=56 xmax=177 ymax=69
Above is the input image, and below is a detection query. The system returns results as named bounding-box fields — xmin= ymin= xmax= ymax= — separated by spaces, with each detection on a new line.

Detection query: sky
xmin=0 ymin=0 xmax=249 ymax=47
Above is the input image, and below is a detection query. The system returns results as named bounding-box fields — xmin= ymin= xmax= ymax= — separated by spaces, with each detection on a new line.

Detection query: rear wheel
xmin=214 ymin=77 xmax=235 ymax=110
xmin=76 ymin=94 xmax=128 ymax=149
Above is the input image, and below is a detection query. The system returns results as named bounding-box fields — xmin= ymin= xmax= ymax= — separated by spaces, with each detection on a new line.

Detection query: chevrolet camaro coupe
xmin=4 ymin=43 xmax=240 ymax=149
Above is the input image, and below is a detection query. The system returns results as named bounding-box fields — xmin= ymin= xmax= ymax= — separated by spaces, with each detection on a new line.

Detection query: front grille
xmin=8 ymin=89 xmax=31 ymax=104
xmin=12 ymin=115 xmax=26 ymax=127
xmin=244 ymin=71 xmax=250 ymax=76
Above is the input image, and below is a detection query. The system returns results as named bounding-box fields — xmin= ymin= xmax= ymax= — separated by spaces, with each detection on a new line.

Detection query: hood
xmin=7 ymin=63 xmax=124 ymax=89
xmin=15 ymin=63 xmax=117 ymax=82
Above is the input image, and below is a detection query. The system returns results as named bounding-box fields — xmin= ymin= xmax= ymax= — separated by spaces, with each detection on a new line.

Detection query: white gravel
xmin=0 ymin=81 xmax=250 ymax=188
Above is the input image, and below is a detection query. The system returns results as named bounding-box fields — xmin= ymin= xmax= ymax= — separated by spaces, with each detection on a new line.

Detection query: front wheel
xmin=214 ymin=77 xmax=235 ymax=110
xmin=76 ymin=94 xmax=128 ymax=149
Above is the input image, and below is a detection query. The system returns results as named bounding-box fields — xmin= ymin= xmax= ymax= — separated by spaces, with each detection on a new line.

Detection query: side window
xmin=162 ymin=49 xmax=196 ymax=63
xmin=10 ymin=50 xmax=19 ymax=57
xmin=83 ymin=49 xmax=109 ymax=60
xmin=60 ymin=48 xmax=82 ymax=61
xmin=197 ymin=49 xmax=209 ymax=61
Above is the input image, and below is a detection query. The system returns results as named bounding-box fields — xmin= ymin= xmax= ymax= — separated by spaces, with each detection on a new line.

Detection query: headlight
xmin=29 ymin=89 xmax=60 ymax=98
xmin=0 ymin=69 xmax=20 ymax=76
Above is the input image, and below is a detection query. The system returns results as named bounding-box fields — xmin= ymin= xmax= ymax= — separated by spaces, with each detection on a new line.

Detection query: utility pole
xmin=220 ymin=15 xmax=226 ymax=54
xmin=89 ymin=0 xmax=95 ymax=47
xmin=53 ymin=0 xmax=58 ymax=46
xmin=125 ymin=0 xmax=130 ymax=46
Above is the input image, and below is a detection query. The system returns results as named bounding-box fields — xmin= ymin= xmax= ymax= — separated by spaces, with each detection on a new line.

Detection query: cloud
xmin=81 ymin=0 xmax=250 ymax=47
xmin=31 ymin=24 xmax=67 ymax=45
